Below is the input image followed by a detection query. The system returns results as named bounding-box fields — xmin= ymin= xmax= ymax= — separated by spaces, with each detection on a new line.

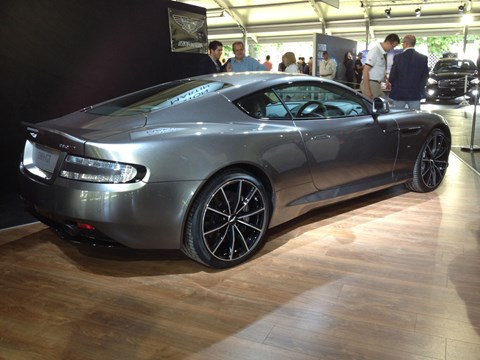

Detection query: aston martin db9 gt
xmin=19 ymin=72 xmax=451 ymax=268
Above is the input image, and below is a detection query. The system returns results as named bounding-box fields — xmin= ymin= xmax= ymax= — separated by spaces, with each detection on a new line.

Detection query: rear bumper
xmin=19 ymin=163 xmax=202 ymax=249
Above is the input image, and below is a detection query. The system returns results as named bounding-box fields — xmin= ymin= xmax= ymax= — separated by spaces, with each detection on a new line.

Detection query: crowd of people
xmin=199 ymin=33 xmax=428 ymax=110
xmin=198 ymin=40 xmax=314 ymax=76
xmin=197 ymin=39 xmax=365 ymax=88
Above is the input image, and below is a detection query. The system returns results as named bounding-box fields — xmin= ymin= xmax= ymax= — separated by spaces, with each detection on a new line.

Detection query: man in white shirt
xmin=319 ymin=51 xmax=336 ymax=80
xmin=360 ymin=33 xmax=400 ymax=99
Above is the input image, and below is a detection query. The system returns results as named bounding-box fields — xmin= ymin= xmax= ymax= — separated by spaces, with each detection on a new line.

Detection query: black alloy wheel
xmin=183 ymin=169 xmax=270 ymax=268
xmin=406 ymin=129 xmax=450 ymax=192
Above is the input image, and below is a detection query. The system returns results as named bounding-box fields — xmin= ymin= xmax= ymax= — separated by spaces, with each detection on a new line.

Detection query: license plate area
xmin=23 ymin=140 xmax=62 ymax=180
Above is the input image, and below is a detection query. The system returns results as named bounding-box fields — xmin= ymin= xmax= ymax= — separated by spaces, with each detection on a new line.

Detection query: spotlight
xmin=415 ymin=7 xmax=421 ymax=17
xmin=458 ymin=4 xmax=465 ymax=14
xmin=385 ymin=7 xmax=391 ymax=18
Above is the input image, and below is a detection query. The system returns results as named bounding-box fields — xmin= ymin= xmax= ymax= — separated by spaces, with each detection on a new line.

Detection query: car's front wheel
xmin=183 ymin=169 xmax=270 ymax=268
xmin=405 ymin=128 xmax=450 ymax=192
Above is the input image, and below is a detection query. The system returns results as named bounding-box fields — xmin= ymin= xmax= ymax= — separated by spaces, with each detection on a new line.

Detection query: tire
xmin=182 ymin=169 xmax=270 ymax=268
xmin=405 ymin=128 xmax=450 ymax=192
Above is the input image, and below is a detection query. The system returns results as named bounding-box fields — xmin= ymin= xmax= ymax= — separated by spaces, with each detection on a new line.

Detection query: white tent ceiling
xmin=175 ymin=0 xmax=479 ymax=44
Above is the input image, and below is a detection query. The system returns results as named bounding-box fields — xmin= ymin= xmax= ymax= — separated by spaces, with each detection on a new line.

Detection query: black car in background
xmin=426 ymin=58 xmax=479 ymax=103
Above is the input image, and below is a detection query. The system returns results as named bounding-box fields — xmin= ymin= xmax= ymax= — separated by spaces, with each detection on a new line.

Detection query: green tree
xmin=223 ymin=44 xmax=232 ymax=59
xmin=417 ymin=35 xmax=480 ymax=58
xmin=417 ymin=36 xmax=462 ymax=57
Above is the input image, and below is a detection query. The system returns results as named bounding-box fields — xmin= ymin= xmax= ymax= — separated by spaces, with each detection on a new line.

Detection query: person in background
xmin=343 ymin=51 xmax=355 ymax=87
xmin=477 ymin=48 xmax=480 ymax=77
xmin=303 ymin=56 xmax=313 ymax=75
xmin=297 ymin=57 xmax=306 ymax=73
xmin=354 ymin=52 xmax=364 ymax=89
xmin=388 ymin=34 xmax=429 ymax=110
xmin=224 ymin=41 xmax=266 ymax=72
xmin=263 ymin=55 xmax=273 ymax=71
xmin=319 ymin=51 xmax=336 ymax=79
xmin=197 ymin=40 xmax=224 ymax=74
xmin=360 ymin=33 xmax=400 ymax=99
xmin=282 ymin=52 xmax=300 ymax=73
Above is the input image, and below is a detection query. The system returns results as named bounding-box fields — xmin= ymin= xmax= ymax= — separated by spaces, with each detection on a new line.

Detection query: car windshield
xmin=433 ymin=60 xmax=476 ymax=73
xmin=83 ymin=80 xmax=230 ymax=116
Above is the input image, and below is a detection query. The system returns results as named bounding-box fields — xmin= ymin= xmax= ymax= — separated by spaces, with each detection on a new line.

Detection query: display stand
xmin=459 ymin=74 xmax=470 ymax=106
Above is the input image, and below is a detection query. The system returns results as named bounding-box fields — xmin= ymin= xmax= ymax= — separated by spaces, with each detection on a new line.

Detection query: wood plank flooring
xmin=0 ymin=153 xmax=479 ymax=360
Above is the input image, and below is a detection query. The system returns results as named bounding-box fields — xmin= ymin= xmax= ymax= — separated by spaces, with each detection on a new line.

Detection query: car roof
xmin=191 ymin=71 xmax=313 ymax=85
xmin=189 ymin=71 xmax=347 ymax=99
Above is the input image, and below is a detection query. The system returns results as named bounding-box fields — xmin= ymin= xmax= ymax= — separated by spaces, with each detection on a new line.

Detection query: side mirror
xmin=372 ymin=97 xmax=390 ymax=114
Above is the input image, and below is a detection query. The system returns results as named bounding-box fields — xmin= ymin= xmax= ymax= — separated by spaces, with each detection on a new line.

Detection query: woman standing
xmin=354 ymin=52 xmax=364 ymax=89
xmin=282 ymin=52 xmax=300 ymax=73
xmin=343 ymin=51 xmax=355 ymax=87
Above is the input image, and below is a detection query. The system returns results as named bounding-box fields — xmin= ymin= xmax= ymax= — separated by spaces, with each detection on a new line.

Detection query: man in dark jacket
xmin=197 ymin=40 xmax=224 ymax=75
xmin=388 ymin=34 xmax=429 ymax=110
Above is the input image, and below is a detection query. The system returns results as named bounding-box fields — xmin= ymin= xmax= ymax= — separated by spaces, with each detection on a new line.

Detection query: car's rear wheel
xmin=405 ymin=128 xmax=450 ymax=192
xmin=183 ymin=169 xmax=270 ymax=268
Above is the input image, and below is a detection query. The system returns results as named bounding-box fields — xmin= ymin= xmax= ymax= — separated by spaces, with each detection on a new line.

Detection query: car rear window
xmin=83 ymin=80 xmax=231 ymax=116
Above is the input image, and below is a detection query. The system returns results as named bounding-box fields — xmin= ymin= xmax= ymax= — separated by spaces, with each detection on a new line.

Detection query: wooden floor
xmin=1 ymin=154 xmax=479 ymax=360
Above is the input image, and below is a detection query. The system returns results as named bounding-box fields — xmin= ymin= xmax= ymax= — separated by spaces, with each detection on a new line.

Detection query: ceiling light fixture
xmin=415 ymin=7 xmax=421 ymax=17
xmin=385 ymin=7 xmax=391 ymax=18
xmin=458 ymin=4 xmax=465 ymax=14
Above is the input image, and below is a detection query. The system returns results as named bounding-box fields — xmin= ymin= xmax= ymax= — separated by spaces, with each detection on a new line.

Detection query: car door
xmin=273 ymin=82 xmax=399 ymax=194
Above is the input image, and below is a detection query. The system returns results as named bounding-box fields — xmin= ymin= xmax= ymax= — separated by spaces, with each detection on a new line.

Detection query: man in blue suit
xmin=388 ymin=34 xmax=429 ymax=110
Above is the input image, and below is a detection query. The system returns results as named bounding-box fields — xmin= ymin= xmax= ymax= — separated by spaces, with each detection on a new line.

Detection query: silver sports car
xmin=19 ymin=72 xmax=451 ymax=268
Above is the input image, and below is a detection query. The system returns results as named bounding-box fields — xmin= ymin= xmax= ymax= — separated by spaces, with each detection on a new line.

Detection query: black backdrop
xmin=0 ymin=0 xmax=205 ymax=194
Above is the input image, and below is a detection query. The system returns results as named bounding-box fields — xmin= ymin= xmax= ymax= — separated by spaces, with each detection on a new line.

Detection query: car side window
xmin=236 ymin=91 xmax=288 ymax=119
xmin=272 ymin=83 xmax=368 ymax=119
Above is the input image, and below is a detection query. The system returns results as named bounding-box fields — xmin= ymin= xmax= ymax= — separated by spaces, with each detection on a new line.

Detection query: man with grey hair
xmin=388 ymin=34 xmax=429 ymax=110
xmin=224 ymin=41 xmax=266 ymax=72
